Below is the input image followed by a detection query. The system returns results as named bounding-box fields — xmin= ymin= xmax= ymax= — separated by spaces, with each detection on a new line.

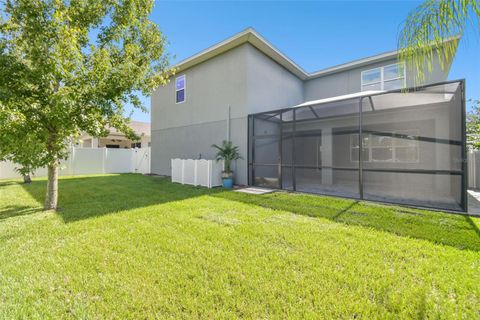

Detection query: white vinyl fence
xmin=171 ymin=159 xmax=223 ymax=188
xmin=469 ymin=151 xmax=480 ymax=189
xmin=0 ymin=147 xmax=150 ymax=180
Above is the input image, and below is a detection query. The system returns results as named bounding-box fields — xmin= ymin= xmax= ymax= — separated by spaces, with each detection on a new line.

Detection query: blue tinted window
xmin=176 ymin=89 xmax=185 ymax=103
xmin=175 ymin=75 xmax=186 ymax=103
xmin=176 ymin=76 xmax=185 ymax=90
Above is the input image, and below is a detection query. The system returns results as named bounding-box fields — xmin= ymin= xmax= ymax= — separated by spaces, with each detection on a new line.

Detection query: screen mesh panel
xmin=248 ymin=81 xmax=466 ymax=211
xmin=253 ymin=165 xmax=279 ymax=188
xmin=363 ymin=172 xmax=462 ymax=211
xmin=295 ymin=168 xmax=359 ymax=198
xmin=254 ymin=136 xmax=279 ymax=164
xmin=361 ymin=82 xmax=463 ymax=210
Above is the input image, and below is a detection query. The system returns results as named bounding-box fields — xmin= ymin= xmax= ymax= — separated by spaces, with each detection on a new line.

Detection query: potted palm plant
xmin=212 ymin=140 xmax=242 ymax=188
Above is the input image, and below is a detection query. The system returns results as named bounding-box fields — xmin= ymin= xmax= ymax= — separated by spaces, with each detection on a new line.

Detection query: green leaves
xmin=212 ymin=140 xmax=243 ymax=173
xmin=398 ymin=0 xmax=477 ymax=85
xmin=1 ymin=0 xmax=171 ymax=140
xmin=467 ymin=99 xmax=480 ymax=150
xmin=0 ymin=0 xmax=171 ymax=205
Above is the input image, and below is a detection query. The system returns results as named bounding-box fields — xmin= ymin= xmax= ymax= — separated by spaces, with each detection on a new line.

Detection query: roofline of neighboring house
xmin=172 ymin=28 xmax=460 ymax=81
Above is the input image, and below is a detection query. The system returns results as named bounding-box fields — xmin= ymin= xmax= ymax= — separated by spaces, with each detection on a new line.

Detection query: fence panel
xmin=0 ymin=161 xmax=20 ymax=180
xmin=134 ymin=147 xmax=150 ymax=174
xmin=171 ymin=159 xmax=183 ymax=184
xmin=183 ymin=159 xmax=196 ymax=185
xmin=170 ymin=159 xmax=223 ymax=188
xmin=105 ymin=148 xmax=133 ymax=173
xmin=72 ymin=148 xmax=105 ymax=175
xmin=196 ymin=160 xmax=209 ymax=187
xmin=0 ymin=147 xmax=151 ymax=179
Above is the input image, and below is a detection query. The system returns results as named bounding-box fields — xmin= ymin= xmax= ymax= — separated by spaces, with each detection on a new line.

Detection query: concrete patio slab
xmin=235 ymin=187 xmax=276 ymax=195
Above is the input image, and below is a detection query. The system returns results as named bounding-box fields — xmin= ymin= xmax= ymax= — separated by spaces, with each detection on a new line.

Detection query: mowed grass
xmin=0 ymin=174 xmax=479 ymax=319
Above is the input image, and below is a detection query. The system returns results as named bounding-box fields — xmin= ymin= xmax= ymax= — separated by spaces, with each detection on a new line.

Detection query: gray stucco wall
xmin=151 ymin=44 xmax=249 ymax=132
xmin=304 ymin=51 xmax=450 ymax=101
xmin=151 ymin=40 xmax=453 ymax=187
xmin=151 ymin=118 xmax=248 ymax=183
xmin=245 ymin=44 xmax=304 ymax=114
xmin=151 ymin=43 xmax=307 ymax=185
xmin=151 ymin=44 xmax=250 ymax=184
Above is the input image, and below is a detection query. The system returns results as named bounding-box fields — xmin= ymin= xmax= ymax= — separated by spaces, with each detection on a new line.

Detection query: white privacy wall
xmin=0 ymin=147 xmax=151 ymax=179
xmin=171 ymin=159 xmax=223 ymax=188
xmin=469 ymin=151 xmax=480 ymax=189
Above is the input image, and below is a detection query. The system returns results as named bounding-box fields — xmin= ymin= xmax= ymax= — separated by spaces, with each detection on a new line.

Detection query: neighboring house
xmin=151 ymin=28 xmax=466 ymax=211
xmin=78 ymin=121 xmax=151 ymax=149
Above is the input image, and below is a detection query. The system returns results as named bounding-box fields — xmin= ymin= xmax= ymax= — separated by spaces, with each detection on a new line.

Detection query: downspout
xmin=227 ymin=105 xmax=232 ymax=174
xmin=227 ymin=105 xmax=231 ymax=141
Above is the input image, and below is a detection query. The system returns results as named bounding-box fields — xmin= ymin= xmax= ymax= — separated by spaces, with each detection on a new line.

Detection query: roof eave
xmin=174 ymin=28 xmax=309 ymax=80
xmin=307 ymin=51 xmax=398 ymax=79
xmin=172 ymin=29 xmax=460 ymax=82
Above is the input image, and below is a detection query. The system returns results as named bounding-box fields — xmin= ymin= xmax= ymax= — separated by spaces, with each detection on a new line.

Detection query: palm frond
xmin=211 ymin=140 xmax=242 ymax=171
xmin=398 ymin=0 xmax=474 ymax=85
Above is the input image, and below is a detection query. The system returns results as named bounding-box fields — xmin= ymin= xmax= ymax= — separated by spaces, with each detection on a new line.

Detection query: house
xmin=151 ymin=28 xmax=466 ymax=211
xmin=78 ymin=121 xmax=151 ymax=149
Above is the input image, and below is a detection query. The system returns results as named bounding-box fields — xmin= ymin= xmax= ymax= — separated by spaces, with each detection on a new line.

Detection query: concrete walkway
xmin=468 ymin=190 xmax=480 ymax=216
xmin=234 ymin=187 xmax=276 ymax=195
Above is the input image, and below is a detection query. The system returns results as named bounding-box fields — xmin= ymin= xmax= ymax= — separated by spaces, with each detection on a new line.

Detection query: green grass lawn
xmin=0 ymin=174 xmax=479 ymax=318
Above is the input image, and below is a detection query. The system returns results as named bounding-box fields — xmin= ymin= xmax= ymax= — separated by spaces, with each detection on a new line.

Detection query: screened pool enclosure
xmin=248 ymin=81 xmax=466 ymax=211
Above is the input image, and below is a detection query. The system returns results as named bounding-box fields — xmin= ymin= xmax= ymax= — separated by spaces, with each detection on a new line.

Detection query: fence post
xmin=132 ymin=148 xmax=136 ymax=173
xmin=103 ymin=148 xmax=107 ymax=174
xmin=70 ymin=147 xmax=75 ymax=176
xmin=148 ymin=147 xmax=151 ymax=174
xmin=181 ymin=159 xmax=185 ymax=184
xmin=207 ymin=160 xmax=211 ymax=188
xmin=194 ymin=160 xmax=198 ymax=186
xmin=474 ymin=151 xmax=477 ymax=189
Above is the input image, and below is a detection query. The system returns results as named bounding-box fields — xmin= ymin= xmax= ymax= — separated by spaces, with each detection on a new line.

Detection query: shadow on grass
xmin=466 ymin=216 xmax=480 ymax=239
xmin=20 ymin=174 xmax=222 ymax=223
xmin=212 ymin=191 xmax=480 ymax=252
xmin=0 ymin=180 xmax=22 ymax=187
xmin=0 ymin=205 xmax=43 ymax=220
xmin=17 ymin=174 xmax=480 ymax=251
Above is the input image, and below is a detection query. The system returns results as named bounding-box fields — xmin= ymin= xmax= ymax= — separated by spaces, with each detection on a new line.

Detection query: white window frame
xmin=361 ymin=62 xmax=406 ymax=92
xmin=350 ymin=129 xmax=419 ymax=164
xmin=175 ymin=74 xmax=186 ymax=104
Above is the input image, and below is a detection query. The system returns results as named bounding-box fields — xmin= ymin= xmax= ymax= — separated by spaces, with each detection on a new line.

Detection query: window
xmin=350 ymin=134 xmax=369 ymax=162
xmin=350 ymin=129 xmax=419 ymax=163
xmin=361 ymin=63 xmax=405 ymax=91
xmin=175 ymin=75 xmax=186 ymax=103
xmin=131 ymin=142 xmax=141 ymax=148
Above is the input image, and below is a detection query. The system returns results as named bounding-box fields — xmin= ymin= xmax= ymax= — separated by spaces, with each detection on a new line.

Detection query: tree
xmin=0 ymin=0 xmax=171 ymax=209
xmin=398 ymin=0 xmax=479 ymax=83
xmin=0 ymin=107 xmax=49 ymax=183
xmin=467 ymin=99 xmax=480 ymax=150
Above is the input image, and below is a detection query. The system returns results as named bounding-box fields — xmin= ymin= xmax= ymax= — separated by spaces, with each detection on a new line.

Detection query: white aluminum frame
xmin=350 ymin=129 xmax=420 ymax=164
xmin=361 ymin=62 xmax=406 ymax=92
xmin=175 ymin=74 xmax=186 ymax=104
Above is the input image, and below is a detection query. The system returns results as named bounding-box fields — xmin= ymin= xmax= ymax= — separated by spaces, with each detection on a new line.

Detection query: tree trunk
xmin=44 ymin=163 xmax=58 ymax=210
xmin=23 ymin=174 xmax=32 ymax=184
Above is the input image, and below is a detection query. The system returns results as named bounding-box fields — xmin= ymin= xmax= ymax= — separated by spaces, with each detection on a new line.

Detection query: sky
xmin=129 ymin=0 xmax=479 ymax=122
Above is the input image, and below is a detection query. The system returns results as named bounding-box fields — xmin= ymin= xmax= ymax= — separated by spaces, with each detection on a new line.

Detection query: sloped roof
xmin=109 ymin=121 xmax=150 ymax=137
xmin=174 ymin=28 xmax=459 ymax=81
xmin=174 ymin=28 xmax=307 ymax=79
xmin=174 ymin=28 xmax=399 ymax=80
